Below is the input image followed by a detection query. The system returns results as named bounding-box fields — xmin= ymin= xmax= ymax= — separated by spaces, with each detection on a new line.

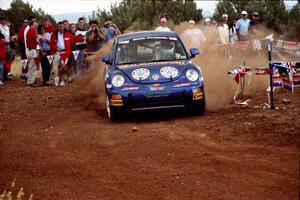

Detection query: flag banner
xmin=47 ymin=55 xmax=54 ymax=64
xmin=21 ymin=59 xmax=28 ymax=70
xmin=292 ymin=62 xmax=300 ymax=87
xmin=231 ymin=41 xmax=250 ymax=50
xmin=271 ymin=62 xmax=300 ymax=91
xmin=33 ymin=57 xmax=40 ymax=67
xmin=72 ymin=50 xmax=79 ymax=61
xmin=59 ymin=52 xmax=69 ymax=65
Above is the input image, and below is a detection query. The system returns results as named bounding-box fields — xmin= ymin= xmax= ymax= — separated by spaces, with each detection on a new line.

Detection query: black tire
xmin=106 ymin=96 xmax=123 ymax=121
xmin=188 ymin=95 xmax=206 ymax=116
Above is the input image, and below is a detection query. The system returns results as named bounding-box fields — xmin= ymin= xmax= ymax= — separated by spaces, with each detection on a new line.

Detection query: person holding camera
xmin=86 ymin=20 xmax=106 ymax=55
xmin=101 ymin=18 xmax=120 ymax=45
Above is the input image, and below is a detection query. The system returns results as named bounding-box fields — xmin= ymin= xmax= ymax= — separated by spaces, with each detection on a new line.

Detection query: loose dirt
xmin=0 ymin=79 xmax=299 ymax=200
xmin=0 ymin=25 xmax=299 ymax=199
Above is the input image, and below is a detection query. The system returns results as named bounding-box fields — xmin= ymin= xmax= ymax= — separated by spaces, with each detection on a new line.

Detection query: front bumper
xmin=107 ymin=82 xmax=204 ymax=112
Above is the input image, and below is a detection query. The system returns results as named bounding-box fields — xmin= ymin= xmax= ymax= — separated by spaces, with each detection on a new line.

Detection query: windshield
xmin=115 ymin=38 xmax=187 ymax=65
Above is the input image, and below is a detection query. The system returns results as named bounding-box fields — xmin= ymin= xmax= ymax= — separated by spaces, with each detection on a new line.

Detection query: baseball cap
xmin=204 ymin=18 xmax=211 ymax=22
xmin=241 ymin=11 xmax=247 ymax=15
xmin=188 ymin=20 xmax=195 ymax=24
xmin=222 ymin=14 xmax=228 ymax=18
xmin=252 ymin=11 xmax=259 ymax=16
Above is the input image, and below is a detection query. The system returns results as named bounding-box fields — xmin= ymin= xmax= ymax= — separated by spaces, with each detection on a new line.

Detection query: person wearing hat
xmin=249 ymin=12 xmax=260 ymax=35
xmin=155 ymin=17 xmax=171 ymax=32
xmin=235 ymin=10 xmax=250 ymax=41
xmin=249 ymin=12 xmax=261 ymax=52
xmin=217 ymin=14 xmax=231 ymax=57
xmin=182 ymin=19 xmax=206 ymax=49
xmin=204 ymin=18 xmax=211 ymax=25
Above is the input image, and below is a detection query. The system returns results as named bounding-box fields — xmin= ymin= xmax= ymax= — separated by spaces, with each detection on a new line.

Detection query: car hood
xmin=116 ymin=61 xmax=190 ymax=84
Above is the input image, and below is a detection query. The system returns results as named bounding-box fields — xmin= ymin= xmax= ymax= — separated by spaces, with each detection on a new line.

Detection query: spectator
xmin=50 ymin=21 xmax=83 ymax=86
xmin=23 ymin=16 xmax=36 ymax=79
xmin=217 ymin=14 xmax=229 ymax=44
xmin=0 ymin=16 xmax=12 ymax=79
xmin=74 ymin=17 xmax=87 ymax=74
xmin=182 ymin=20 xmax=206 ymax=49
xmin=0 ymin=32 xmax=5 ymax=85
xmin=24 ymin=16 xmax=36 ymax=50
xmin=38 ymin=25 xmax=51 ymax=86
xmin=235 ymin=10 xmax=250 ymax=41
xmin=249 ymin=12 xmax=261 ymax=52
xmin=42 ymin=16 xmax=56 ymax=34
xmin=229 ymin=19 xmax=238 ymax=44
xmin=86 ymin=20 xmax=105 ymax=53
xmin=204 ymin=18 xmax=211 ymax=26
xmin=70 ymin=23 xmax=76 ymax=35
xmin=63 ymin=19 xmax=70 ymax=32
xmin=249 ymin=12 xmax=260 ymax=37
xmin=155 ymin=17 xmax=171 ymax=32
xmin=25 ymin=21 xmax=39 ymax=87
xmin=101 ymin=18 xmax=120 ymax=44
xmin=18 ymin=19 xmax=28 ymax=60
xmin=7 ymin=22 xmax=17 ymax=77
xmin=217 ymin=14 xmax=231 ymax=57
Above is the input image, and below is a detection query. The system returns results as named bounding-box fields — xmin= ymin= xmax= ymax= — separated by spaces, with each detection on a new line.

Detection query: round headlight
xmin=111 ymin=75 xmax=125 ymax=87
xmin=186 ymin=69 xmax=199 ymax=82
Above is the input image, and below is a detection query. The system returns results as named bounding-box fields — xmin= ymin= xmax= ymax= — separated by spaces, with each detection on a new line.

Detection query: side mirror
xmin=102 ymin=55 xmax=112 ymax=64
xmin=190 ymin=48 xmax=200 ymax=58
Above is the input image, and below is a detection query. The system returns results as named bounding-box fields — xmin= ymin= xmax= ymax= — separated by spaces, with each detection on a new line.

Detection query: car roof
xmin=117 ymin=31 xmax=179 ymax=42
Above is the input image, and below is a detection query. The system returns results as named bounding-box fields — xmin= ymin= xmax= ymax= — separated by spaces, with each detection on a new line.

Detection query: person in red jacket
xmin=0 ymin=32 xmax=6 ymax=85
xmin=25 ymin=21 xmax=39 ymax=87
xmin=42 ymin=16 xmax=56 ymax=34
xmin=50 ymin=21 xmax=83 ymax=86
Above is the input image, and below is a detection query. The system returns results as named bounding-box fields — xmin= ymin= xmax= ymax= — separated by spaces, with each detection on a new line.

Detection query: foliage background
xmin=0 ymin=0 xmax=299 ymax=40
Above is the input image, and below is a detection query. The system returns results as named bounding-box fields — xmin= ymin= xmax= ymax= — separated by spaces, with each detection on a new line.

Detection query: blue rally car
xmin=102 ymin=31 xmax=205 ymax=121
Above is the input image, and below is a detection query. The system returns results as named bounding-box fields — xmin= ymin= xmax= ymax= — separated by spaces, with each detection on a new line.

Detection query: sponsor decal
xmin=150 ymin=83 xmax=164 ymax=91
xmin=160 ymin=66 xmax=178 ymax=78
xmin=131 ymin=68 xmax=150 ymax=80
xmin=110 ymin=99 xmax=123 ymax=106
xmin=152 ymin=74 xmax=160 ymax=80
xmin=118 ymin=61 xmax=186 ymax=69
xmin=174 ymin=81 xmax=190 ymax=87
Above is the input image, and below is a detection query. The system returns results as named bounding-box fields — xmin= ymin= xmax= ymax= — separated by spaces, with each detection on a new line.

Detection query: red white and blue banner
xmin=271 ymin=62 xmax=300 ymax=92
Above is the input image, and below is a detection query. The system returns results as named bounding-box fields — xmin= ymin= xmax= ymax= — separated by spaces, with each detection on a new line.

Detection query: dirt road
xmin=0 ymin=79 xmax=299 ymax=200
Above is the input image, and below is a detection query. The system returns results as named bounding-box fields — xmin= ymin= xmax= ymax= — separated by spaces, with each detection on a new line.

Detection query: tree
xmin=0 ymin=0 xmax=56 ymax=34
xmin=285 ymin=3 xmax=300 ymax=39
xmin=91 ymin=0 xmax=203 ymax=31
xmin=213 ymin=0 xmax=288 ymax=32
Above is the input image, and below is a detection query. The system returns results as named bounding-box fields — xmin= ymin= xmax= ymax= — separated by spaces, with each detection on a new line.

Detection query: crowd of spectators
xmin=0 ymin=11 xmax=260 ymax=86
xmin=0 ymin=16 xmax=120 ymax=86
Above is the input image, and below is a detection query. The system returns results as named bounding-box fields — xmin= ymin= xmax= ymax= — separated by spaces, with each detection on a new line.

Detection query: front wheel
xmin=188 ymin=96 xmax=206 ymax=116
xmin=106 ymin=96 xmax=123 ymax=121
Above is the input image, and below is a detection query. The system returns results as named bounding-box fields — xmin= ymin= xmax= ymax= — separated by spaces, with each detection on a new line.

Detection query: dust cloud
xmin=175 ymin=22 xmax=271 ymax=110
xmin=81 ymin=23 xmax=274 ymax=113
xmin=79 ymin=42 xmax=112 ymax=114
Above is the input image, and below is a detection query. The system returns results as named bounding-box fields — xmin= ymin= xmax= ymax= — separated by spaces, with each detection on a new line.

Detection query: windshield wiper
xmin=146 ymin=59 xmax=175 ymax=63
xmin=117 ymin=61 xmax=141 ymax=65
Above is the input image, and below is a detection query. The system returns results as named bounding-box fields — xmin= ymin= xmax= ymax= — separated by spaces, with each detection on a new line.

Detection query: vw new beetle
xmin=102 ymin=31 xmax=205 ymax=121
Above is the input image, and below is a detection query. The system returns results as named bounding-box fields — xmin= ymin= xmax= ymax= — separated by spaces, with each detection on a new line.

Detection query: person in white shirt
xmin=181 ymin=20 xmax=206 ymax=49
xmin=155 ymin=17 xmax=171 ymax=32
xmin=217 ymin=14 xmax=231 ymax=57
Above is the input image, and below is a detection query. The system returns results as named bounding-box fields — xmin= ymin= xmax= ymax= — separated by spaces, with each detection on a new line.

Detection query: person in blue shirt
xmin=101 ymin=18 xmax=121 ymax=45
xmin=235 ymin=10 xmax=250 ymax=41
